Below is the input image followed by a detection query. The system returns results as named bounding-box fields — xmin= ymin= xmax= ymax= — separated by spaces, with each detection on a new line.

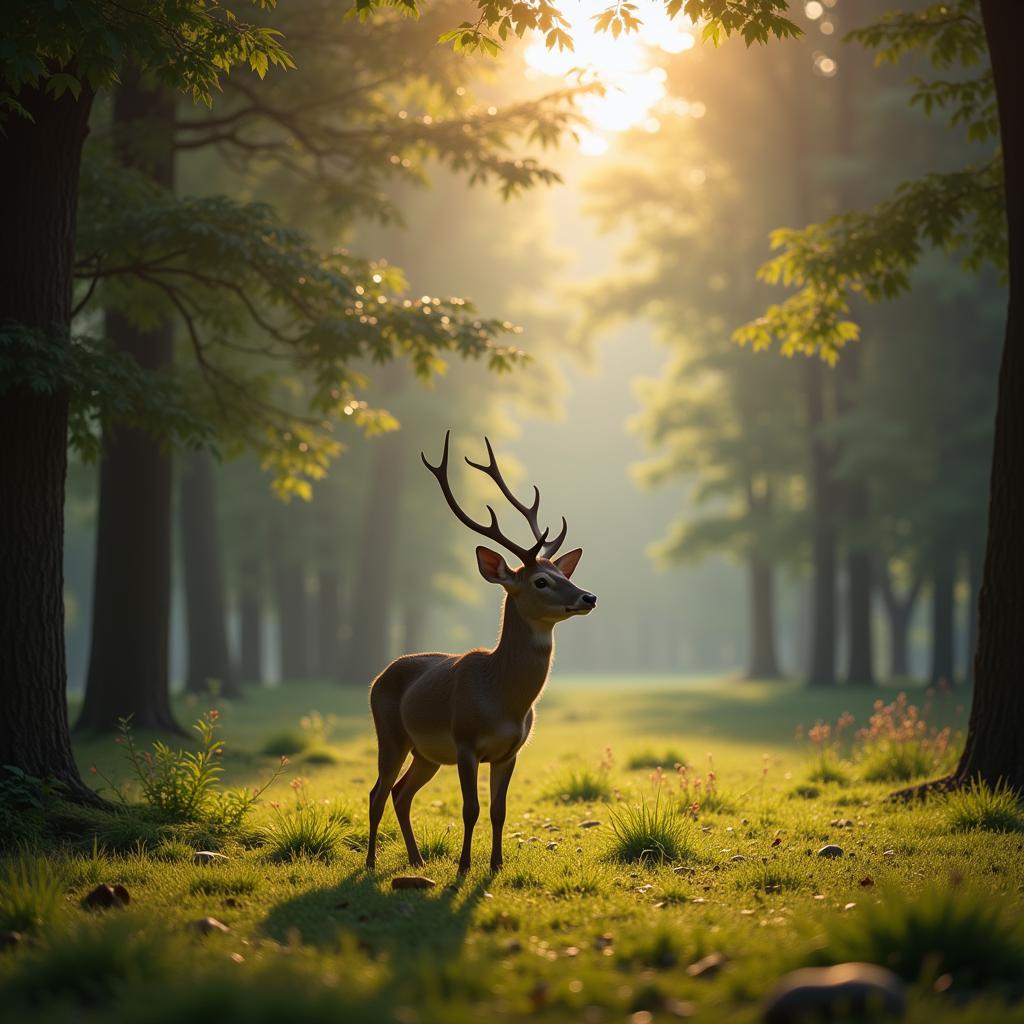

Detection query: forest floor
xmin=4 ymin=676 xmax=1024 ymax=1024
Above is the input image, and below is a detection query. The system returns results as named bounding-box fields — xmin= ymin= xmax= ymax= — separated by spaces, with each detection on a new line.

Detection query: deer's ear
xmin=554 ymin=547 xmax=583 ymax=578
xmin=476 ymin=546 xmax=513 ymax=585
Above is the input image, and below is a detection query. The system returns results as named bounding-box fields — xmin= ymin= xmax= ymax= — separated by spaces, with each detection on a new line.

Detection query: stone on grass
xmin=762 ymin=963 xmax=906 ymax=1023
xmin=686 ymin=951 xmax=728 ymax=978
xmin=81 ymin=884 xmax=130 ymax=911
xmin=190 ymin=916 xmax=231 ymax=936
xmin=193 ymin=851 xmax=229 ymax=866
xmin=816 ymin=845 xmax=844 ymax=859
xmin=391 ymin=875 xmax=436 ymax=890
xmin=579 ymin=820 xmax=602 ymax=829
xmin=0 ymin=931 xmax=22 ymax=952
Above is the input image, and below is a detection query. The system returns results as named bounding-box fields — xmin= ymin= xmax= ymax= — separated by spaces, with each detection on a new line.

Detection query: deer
xmin=365 ymin=431 xmax=597 ymax=874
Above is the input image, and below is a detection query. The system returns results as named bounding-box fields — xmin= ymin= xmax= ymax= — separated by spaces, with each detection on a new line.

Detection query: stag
xmin=365 ymin=432 xmax=597 ymax=873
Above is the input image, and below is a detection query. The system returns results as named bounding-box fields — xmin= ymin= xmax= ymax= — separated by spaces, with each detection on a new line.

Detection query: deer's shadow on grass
xmin=261 ymin=862 xmax=490 ymax=963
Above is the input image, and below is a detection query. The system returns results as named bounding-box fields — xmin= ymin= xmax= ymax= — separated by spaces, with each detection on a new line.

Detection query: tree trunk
xmin=902 ymin=0 xmax=1024 ymax=795
xmin=929 ymin=552 xmax=956 ymax=688
xmin=180 ymin=451 xmax=239 ymax=697
xmin=966 ymin=538 xmax=983 ymax=686
xmin=78 ymin=69 xmax=181 ymax=733
xmin=805 ymin=359 xmax=838 ymax=687
xmin=271 ymin=511 xmax=310 ymax=682
xmin=877 ymin=563 xmax=921 ymax=683
xmin=315 ymin=568 xmax=341 ymax=677
xmin=0 ymin=78 xmax=100 ymax=799
xmin=846 ymin=545 xmax=875 ymax=686
xmin=237 ymin=556 xmax=263 ymax=685
xmin=747 ymin=555 xmax=782 ymax=679
xmin=346 ymin=433 xmax=405 ymax=684
xmin=401 ymin=602 xmax=427 ymax=656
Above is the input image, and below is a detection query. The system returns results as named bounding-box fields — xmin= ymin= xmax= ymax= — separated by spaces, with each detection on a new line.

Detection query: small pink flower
xmin=89 ymin=765 xmax=98 ymax=774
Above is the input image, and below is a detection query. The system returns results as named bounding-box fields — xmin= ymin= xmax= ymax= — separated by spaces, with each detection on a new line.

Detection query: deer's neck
xmin=490 ymin=596 xmax=554 ymax=713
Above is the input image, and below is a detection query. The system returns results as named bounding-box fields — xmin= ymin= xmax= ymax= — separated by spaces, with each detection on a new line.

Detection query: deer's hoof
xmin=457 ymin=860 xmax=471 ymax=874
xmin=365 ymin=858 xmax=376 ymax=871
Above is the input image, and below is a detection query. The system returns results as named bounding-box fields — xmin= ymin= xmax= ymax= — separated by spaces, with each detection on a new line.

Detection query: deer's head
xmin=423 ymin=432 xmax=597 ymax=626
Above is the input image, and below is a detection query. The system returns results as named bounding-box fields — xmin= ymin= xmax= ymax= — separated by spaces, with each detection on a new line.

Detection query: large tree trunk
xmin=237 ymin=555 xmax=263 ymax=685
xmin=846 ymin=539 xmax=875 ymax=686
xmin=346 ymin=433 xmax=405 ymax=685
xmin=906 ymin=2 xmax=1024 ymax=793
xmin=929 ymin=551 xmax=956 ymax=688
xmin=180 ymin=451 xmax=239 ymax=697
xmin=315 ymin=568 xmax=341 ymax=677
xmin=805 ymin=359 xmax=838 ymax=687
xmin=77 ymin=69 xmax=181 ymax=734
xmin=966 ymin=538 xmax=983 ymax=686
xmin=0 ymin=79 xmax=99 ymax=799
xmin=747 ymin=555 xmax=782 ymax=679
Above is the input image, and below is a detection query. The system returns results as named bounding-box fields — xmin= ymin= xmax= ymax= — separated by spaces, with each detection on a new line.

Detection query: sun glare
xmin=523 ymin=0 xmax=696 ymax=156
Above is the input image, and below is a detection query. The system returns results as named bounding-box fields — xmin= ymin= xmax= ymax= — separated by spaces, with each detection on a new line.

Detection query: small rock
xmin=687 ymin=951 xmax=728 ymax=978
xmin=391 ymin=875 xmax=436 ymax=890
xmin=883 ymin=849 xmax=896 ymax=858
xmin=579 ymin=820 xmax=602 ymax=829
xmin=0 ymin=931 xmax=22 ymax=952
xmin=830 ymin=819 xmax=854 ymax=828
xmin=762 ymin=962 xmax=906 ymax=1023
xmin=730 ymin=854 xmax=748 ymax=863
xmin=817 ymin=845 xmax=844 ymax=859
xmin=594 ymin=932 xmax=614 ymax=950
xmin=859 ymin=876 xmax=875 ymax=887
xmin=666 ymin=998 xmax=696 ymax=1018
xmin=190 ymin=916 xmax=230 ymax=936
xmin=546 ymin=842 xmax=558 ymax=851
xmin=193 ymin=851 xmax=228 ymax=866
xmin=81 ymin=883 xmax=130 ymax=911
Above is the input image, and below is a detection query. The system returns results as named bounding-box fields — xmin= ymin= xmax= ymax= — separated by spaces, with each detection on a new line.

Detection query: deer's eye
xmin=533 ymin=577 xmax=549 ymax=589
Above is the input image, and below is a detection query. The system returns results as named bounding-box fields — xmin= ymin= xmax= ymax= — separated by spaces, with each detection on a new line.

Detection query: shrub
xmin=0 ymin=853 xmax=66 ymax=933
xmin=606 ymin=796 xmax=694 ymax=864
xmin=945 ymin=779 xmax=1024 ymax=833
xmin=260 ymin=729 xmax=310 ymax=758
xmin=92 ymin=712 xmax=288 ymax=830
xmin=266 ymin=806 xmax=346 ymax=862
xmin=550 ymin=765 xmax=612 ymax=803
xmin=627 ymin=748 xmax=686 ymax=771
xmin=816 ymin=887 xmax=1024 ymax=994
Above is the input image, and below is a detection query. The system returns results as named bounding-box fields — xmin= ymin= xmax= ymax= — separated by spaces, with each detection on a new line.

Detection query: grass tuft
xmin=859 ymin=741 xmax=936 ymax=783
xmin=549 ymin=765 xmax=612 ymax=803
xmin=945 ymin=779 xmax=1024 ymax=833
xmin=266 ymin=807 xmax=346 ymax=862
xmin=260 ymin=729 xmax=311 ymax=758
xmin=549 ymin=860 xmax=609 ymax=898
xmin=0 ymin=853 xmax=66 ymax=933
xmin=627 ymin=748 xmax=686 ymax=771
xmin=418 ymin=824 xmax=456 ymax=861
xmin=816 ymin=886 xmax=1024 ymax=993
xmin=606 ymin=797 xmax=694 ymax=864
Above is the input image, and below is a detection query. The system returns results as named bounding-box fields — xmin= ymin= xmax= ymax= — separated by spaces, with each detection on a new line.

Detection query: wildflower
xmin=280 ymin=755 xmax=290 ymax=767
xmin=208 ymin=709 xmax=220 ymax=721
xmin=89 ymin=765 xmax=98 ymax=774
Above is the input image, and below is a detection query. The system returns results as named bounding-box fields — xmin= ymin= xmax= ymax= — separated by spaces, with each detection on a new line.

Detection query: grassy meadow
xmin=4 ymin=676 xmax=1024 ymax=1023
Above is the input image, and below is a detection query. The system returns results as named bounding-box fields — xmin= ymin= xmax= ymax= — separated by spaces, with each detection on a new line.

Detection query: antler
xmin=466 ymin=437 xmax=568 ymax=559
xmin=421 ymin=432 xmax=567 ymax=565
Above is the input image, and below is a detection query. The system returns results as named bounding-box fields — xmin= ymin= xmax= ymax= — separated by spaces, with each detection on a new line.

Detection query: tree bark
xmin=929 ymin=551 xmax=956 ymax=688
xmin=180 ymin=451 xmax=239 ymax=697
xmin=917 ymin=1 xmax=1024 ymax=793
xmin=0 ymin=78 xmax=100 ymax=799
xmin=401 ymin=602 xmax=427 ymax=656
xmin=966 ymin=538 xmax=983 ymax=686
xmin=846 ymin=539 xmax=875 ymax=686
xmin=237 ymin=555 xmax=263 ymax=685
xmin=77 ymin=69 xmax=182 ymax=734
xmin=315 ymin=568 xmax=341 ymax=677
xmin=747 ymin=555 xmax=782 ymax=679
xmin=346 ymin=432 xmax=405 ymax=684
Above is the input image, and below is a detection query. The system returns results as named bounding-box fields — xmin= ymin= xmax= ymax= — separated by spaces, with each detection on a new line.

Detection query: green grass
xmin=547 ymin=765 xmax=611 ymax=802
xmin=6 ymin=675 xmax=1015 ymax=1024
xmin=945 ymin=779 xmax=1024 ymax=833
xmin=627 ymin=747 xmax=687 ymax=770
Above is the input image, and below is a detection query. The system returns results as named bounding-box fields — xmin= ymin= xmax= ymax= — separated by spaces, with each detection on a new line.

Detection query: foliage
xmin=737 ymin=1 xmax=1003 ymax=363
xmin=0 ymin=853 xmax=66 ymax=933
xmin=945 ymin=779 xmax=1024 ymax=834
xmin=0 ymin=766 xmax=65 ymax=850
xmin=92 ymin=711 xmax=288 ymax=828
xmin=817 ymin=886 xmax=1024 ymax=994
xmin=266 ymin=805 xmax=347 ymax=861
xmin=606 ymin=795 xmax=694 ymax=863
xmin=260 ymin=729 xmax=313 ymax=758
xmin=0 ymin=0 xmax=293 ymax=120
xmin=627 ymin=748 xmax=686 ymax=771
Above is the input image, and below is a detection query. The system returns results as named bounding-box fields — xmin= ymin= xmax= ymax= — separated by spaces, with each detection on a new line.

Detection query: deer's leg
xmin=366 ymin=740 xmax=410 ymax=870
xmin=456 ymin=746 xmax=481 ymax=873
xmin=488 ymin=755 xmax=517 ymax=873
xmin=392 ymin=753 xmax=440 ymax=868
